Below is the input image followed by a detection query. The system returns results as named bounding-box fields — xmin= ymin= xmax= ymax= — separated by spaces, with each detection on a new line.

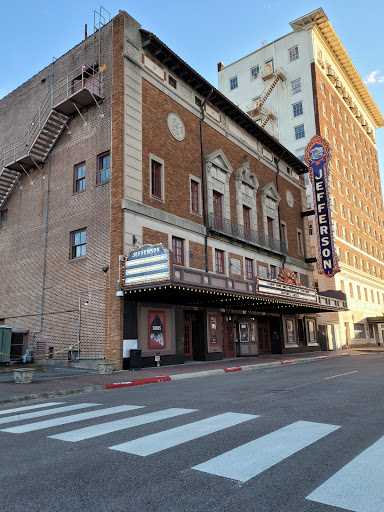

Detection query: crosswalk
xmin=0 ymin=400 xmax=383 ymax=512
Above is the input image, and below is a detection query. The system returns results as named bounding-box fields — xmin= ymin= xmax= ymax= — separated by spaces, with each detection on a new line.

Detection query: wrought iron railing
xmin=1 ymin=65 xmax=102 ymax=169
xmin=208 ymin=213 xmax=287 ymax=255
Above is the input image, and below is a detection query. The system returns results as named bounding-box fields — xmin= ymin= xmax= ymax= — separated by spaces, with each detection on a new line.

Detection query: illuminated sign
xmin=257 ymin=277 xmax=317 ymax=302
xmin=122 ymin=243 xmax=170 ymax=286
xmin=304 ymin=135 xmax=340 ymax=277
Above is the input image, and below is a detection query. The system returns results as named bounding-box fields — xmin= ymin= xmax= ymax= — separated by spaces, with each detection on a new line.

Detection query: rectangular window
xmin=172 ymin=237 xmax=184 ymax=266
xmin=270 ymin=265 xmax=277 ymax=279
xmin=97 ymin=152 xmax=110 ymax=184
xmin=251 ymin=65 xmax=260 ymax=80
xmin=71 ymin=228 xmax=86 ymax=259
xmin=281 ymin=222 xmax=287 ymax=246
xmin=215 ymin=249 xmax=225 ymax=274
xmin=151 ymin=159 xmax=162 ymax=199
xmin=297 ymin=230 xmax=304 ymax=256
xmin=349 ymin=282 xmax=354 ymax=298
xmin=243 ymin=205 xmax=251 ymax=239
xmin=294 ymin=124 xmax=305 ymax=140
xmin=230 ymin=76 xmax=238 ymax=90
xmin=354 ymin=323 xmax=366 ymax=339
xmin=291 ymin=78 xmax=301 ymax=94
xmin=265 ymin=59 xmax=274 ymax=73
xmin=289 ymin=46 xmax=299 ymax=62
xmin=74 ymin=162 xmax=86 ymax=193
xmin=293 ymin=101 xmax=303 ymax=117
xmin=0 ymin=210 xmax=8 ymax=229
xmin=213 ymin=190 xmax=223 ymax=222
xmin=168 ymin=75 xmax=177 ymax=89
xmin=191 ymin=180 xmax=200 ymax=214
xmin=245 ymin=258 xmax=254 ymax=280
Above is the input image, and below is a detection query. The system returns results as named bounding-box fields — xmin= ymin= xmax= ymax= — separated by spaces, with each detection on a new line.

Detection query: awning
xmin=123 ymin=282 xmax=347 ymax=315
xmin=367 ymin=317 xmax=384 ymax=323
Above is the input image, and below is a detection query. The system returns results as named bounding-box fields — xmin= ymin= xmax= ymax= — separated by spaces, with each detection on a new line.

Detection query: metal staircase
xmin=246 ymin=68 xmax=286 ymax=120
xmin=0 ymin=65 xmax=103 ymax=209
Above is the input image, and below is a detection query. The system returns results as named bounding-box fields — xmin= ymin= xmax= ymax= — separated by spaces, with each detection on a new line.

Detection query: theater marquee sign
xmin=305 ymin=135 xmax=340 ymax=277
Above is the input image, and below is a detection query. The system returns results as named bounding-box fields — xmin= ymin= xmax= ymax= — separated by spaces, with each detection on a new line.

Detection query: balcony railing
xmin=208 ymin=213 xmax=287 ymax=255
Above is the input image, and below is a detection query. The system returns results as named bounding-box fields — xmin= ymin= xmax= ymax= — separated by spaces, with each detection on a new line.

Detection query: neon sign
xmin=305 ymin=135 xmax=340 ymax=277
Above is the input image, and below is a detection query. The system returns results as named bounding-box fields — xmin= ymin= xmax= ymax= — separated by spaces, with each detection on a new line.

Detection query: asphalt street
xmin=1 ymin=354 xmax=384 ymax=512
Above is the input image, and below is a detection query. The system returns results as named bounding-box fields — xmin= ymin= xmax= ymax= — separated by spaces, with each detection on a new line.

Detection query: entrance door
xmin=184 ymin=313 xmax=192 ymax=358
xmin=258 ymin=320 xmax=270 ymax=353
xmin=222 ymin=319 xmax=235 ymax=358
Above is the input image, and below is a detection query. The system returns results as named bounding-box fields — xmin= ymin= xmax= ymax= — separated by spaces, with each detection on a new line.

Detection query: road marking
xmin=49 ymin=408 xmax=197 ymax=442
xmin=1 ymin=405 xmax=143 ymax=433
xmin=109 ymin=412 xmax=258 ymax=456
xmin=0 ymin=402 xmax=64 ymax=416
xmin=193 ymin=420 xmax=340 ymax=482
xmin=306 ymin=434 xmax=384 ymax=512
xmin=324 ymin=371 xmax=358 ymax=380
xmin=0 ymin=403 xmax=100 ymax=426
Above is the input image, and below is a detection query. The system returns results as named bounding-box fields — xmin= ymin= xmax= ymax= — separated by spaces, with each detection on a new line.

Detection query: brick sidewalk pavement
xmin=0 ymin=348 xmax=381 ymax=405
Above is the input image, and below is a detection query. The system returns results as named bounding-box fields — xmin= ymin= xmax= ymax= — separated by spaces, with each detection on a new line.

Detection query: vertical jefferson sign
xmin=305 ymin=135 xmax=340 ymax=277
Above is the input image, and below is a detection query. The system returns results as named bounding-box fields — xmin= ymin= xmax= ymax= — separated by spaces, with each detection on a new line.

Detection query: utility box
xmin=0 ymin=326 xmax=12 ymax=363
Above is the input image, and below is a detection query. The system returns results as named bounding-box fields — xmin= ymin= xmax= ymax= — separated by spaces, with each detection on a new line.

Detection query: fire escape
xmin=0 ymin=66 xmax=103 ymax=209
xmin=246 ymin=66 xmax=286 ymax=137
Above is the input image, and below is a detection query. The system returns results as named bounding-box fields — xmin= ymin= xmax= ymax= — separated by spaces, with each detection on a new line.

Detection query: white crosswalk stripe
xmin=49 ymin=408 xmax=197 ymax=442
xmin=192 ymin=420 xmax=340 ymax=482
xmin=0 ymin=403 xmax=100 ymax=426
xmin=306 ymin=434 xmax=384 ymax=512
xmin=1 ymin=405 xmax=143 ymax=434
xmin=109 ymin=412 xmax=258 ymax=456
xmin=0 ymin=402 xmax=65 ymax=416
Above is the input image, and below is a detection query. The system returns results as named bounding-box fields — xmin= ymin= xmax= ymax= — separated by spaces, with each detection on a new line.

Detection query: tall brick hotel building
xmin=218 ymin=8 xmax=384 ymax=350
xmin=0 ymin=10 xmax=347 ymax=369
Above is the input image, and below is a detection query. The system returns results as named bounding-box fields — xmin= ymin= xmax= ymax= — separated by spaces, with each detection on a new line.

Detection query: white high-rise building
xmin=218 ymin=8 xmax=384 ymax=350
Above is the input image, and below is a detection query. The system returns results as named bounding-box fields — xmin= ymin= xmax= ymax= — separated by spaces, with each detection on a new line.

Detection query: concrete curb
xmin=0 ymin=351 xmax=354 ymax=405
xmin=0 ymin=385 xmax=105 ymax=406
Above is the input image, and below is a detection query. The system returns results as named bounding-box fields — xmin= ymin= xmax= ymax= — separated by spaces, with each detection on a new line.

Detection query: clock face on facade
xmin=286 ymin=190 xmax=294 ymax=208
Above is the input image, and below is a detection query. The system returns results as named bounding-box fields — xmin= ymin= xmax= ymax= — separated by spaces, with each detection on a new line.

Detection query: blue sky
xmin=2 ymin=1 xmax=384 ymax=179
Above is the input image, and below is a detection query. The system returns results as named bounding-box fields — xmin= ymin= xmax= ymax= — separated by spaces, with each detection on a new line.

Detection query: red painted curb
xmin=281 ymin=360 xmax=293 ymax=365
xmin=105 ymin=376 xmax=171 ymax=390
xmin=342 ymin=353 xmax=350 ymax=356
xmin=223 ymin=367 xmax=242 ymax=373
xmin=317 ymin=356 xmax=328 ymax=359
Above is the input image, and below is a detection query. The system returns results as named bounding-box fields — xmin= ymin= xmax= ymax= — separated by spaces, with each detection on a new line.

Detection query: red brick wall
xmin=141 ymin=79 xmax=306 ymax=261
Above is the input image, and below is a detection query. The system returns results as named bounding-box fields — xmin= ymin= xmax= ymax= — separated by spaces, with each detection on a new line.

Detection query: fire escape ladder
xmin=259 ymin=75 xmax=280 ymax=110
xmin=0 ymin=65 xmax=103 ymax=209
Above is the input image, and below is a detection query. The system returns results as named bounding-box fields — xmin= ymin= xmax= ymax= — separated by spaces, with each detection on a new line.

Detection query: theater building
xmin=0 ymin=10 xmax=346 ymax=369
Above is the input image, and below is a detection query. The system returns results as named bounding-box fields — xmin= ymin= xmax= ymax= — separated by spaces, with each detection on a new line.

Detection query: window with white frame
xmin=150 ymin=154 xmax=165 ymax=201
xmin=294 ymin=124 xmax=305 ymax=140
xmin=331 ymin=114 xmax=336 ymax=127
xmin=234 ymin=158 xmax=259 ymax=233
xmin=322 ymin=103 xmax=327 ymax=117
xmin=293 ymin=101 xmax=303 ymax=117
xmin=291 ymin=78 xmax=301 ymax=94
xmin=321 ymin=82 xmax=325 ymax=95
xmin=251 ymin=65 xmax=260 ymax=80
xmin=190 ymin=175 xmax=202 ymax=215
xmin=289 ymin=46 xmax=299 ymax=62
xmin=330 ymin=93 xmax=334 ymax=106
xmin=229 ymin=76 xmax=238 ymax=90
xmin=296 ymin=148 xmax=305 ymax=162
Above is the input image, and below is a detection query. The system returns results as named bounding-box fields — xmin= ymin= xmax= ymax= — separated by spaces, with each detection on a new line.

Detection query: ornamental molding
xmin=167 ymin=113 xmax=185 ymax=141
xmin=235 ymin=159 xmax=259 ymax=191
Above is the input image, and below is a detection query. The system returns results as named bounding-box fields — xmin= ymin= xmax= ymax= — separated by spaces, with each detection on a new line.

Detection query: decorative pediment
xmin=260 ymin=182 xmax=281 ymax=202
xmin=205 ymin=149 xmax=233 ymax=175
xmin=235 ymin=159 xmax=259 ymax=190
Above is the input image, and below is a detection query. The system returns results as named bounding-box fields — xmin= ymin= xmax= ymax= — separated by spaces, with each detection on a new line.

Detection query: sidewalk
xmin=0 ymin=348 xmax=382 ymax=405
